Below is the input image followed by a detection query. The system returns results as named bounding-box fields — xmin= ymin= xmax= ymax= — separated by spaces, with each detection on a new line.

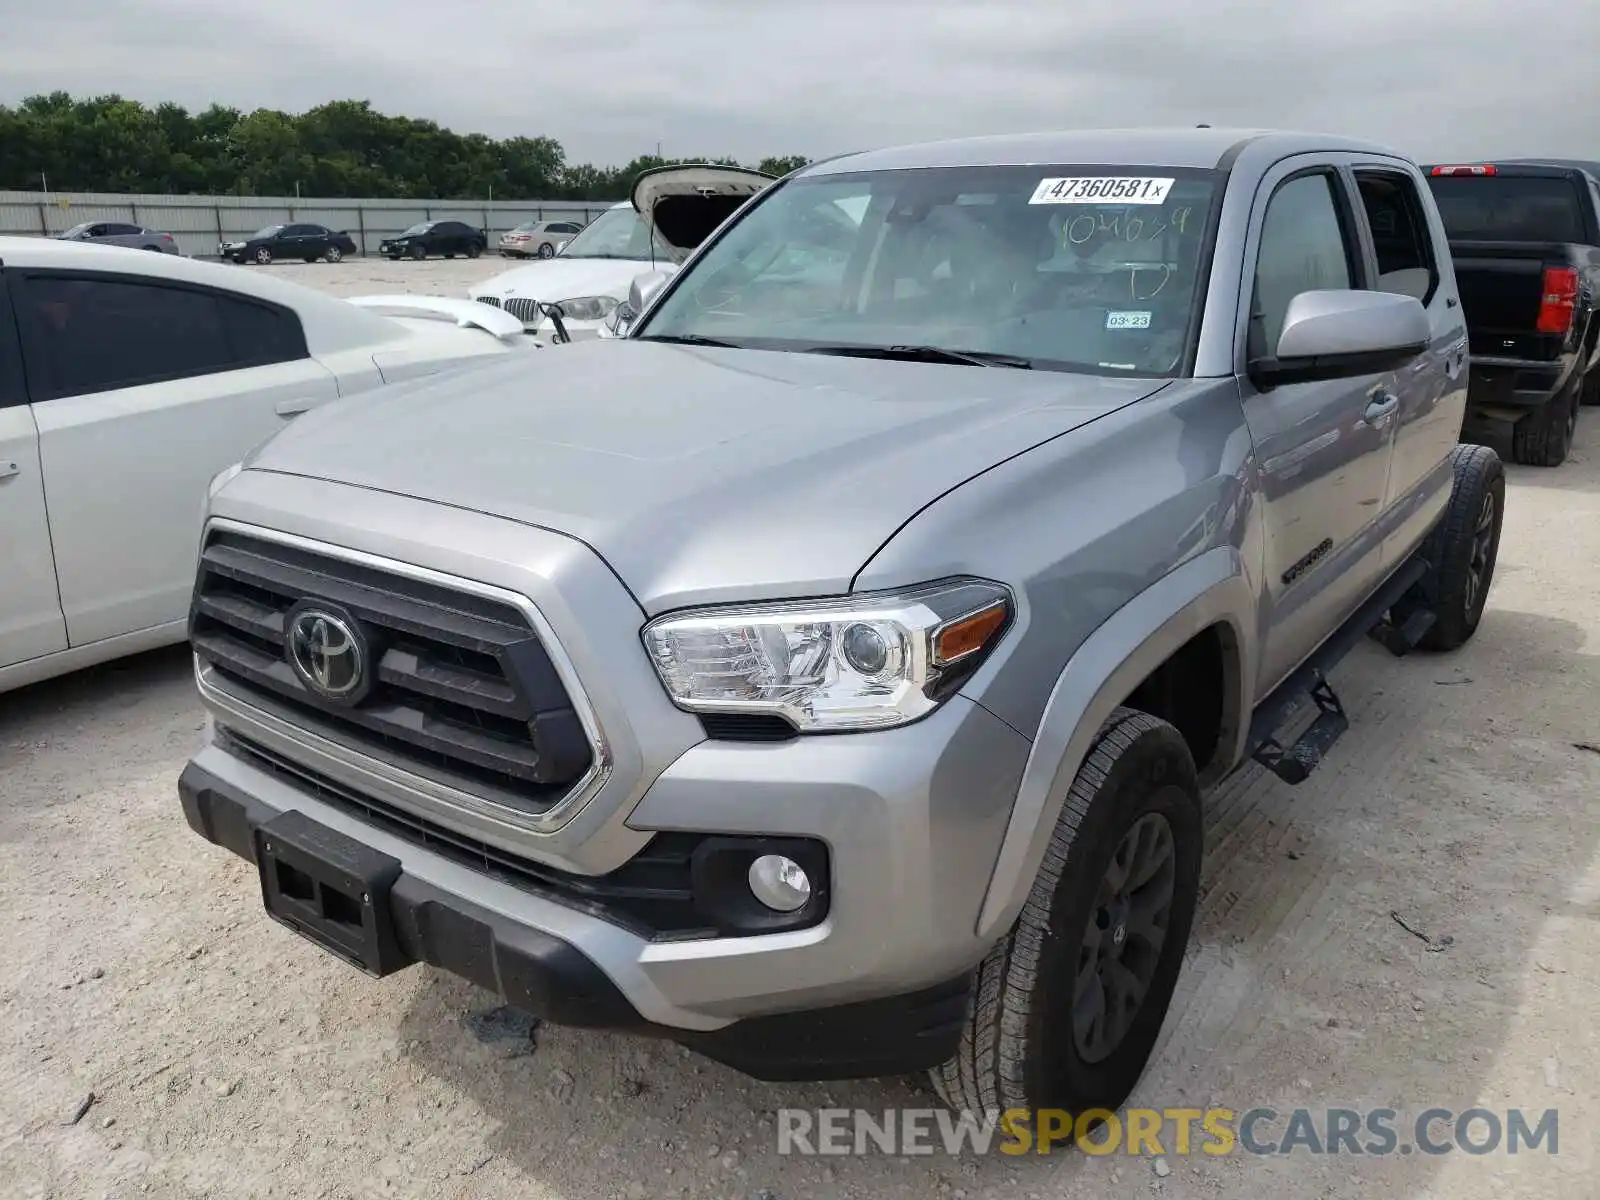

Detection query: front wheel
xmin=1416 ymin=443 xmax=1505 ymax=651
xmin=410 ymin=244 xmax=427 ymax=260
xmin=537 ymin=242 xmax=556 ymax=259
xmin=933 ymin=707 xmax=1202 ymax=1116
xmin=253 ymin=247 xmax=272 ymax=265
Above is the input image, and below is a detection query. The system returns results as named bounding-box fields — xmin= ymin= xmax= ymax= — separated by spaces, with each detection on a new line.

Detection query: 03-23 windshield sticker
xmin=1029 ymin=176 xmax=1176 ymax=205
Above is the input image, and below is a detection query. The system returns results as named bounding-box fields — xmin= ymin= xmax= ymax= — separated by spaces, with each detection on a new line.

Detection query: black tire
xmin=1583 ymin=367 xmax=1600 ymax=408
xmin=1510 ymin=375 xmax=1579 ymax=466
xmin=467 ymin=242 xmax=482 ymax=259
xmin=537 ymin=242 xmax=555 ymax=259
xmin=1416 ymin=443 xmax=1505 ymax=652
xmin=326 ymin=245 xmax=343 ymax=264
xmin=410 ymin=244 xmax=427 ymax=260
xmin=253 ymin=247 xmax=272 ymax=266
xmin=932 ymin=707 xmax=1202 ymax=1117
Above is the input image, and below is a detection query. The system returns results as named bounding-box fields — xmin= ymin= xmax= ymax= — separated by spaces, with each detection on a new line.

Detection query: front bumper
xmin=183 ymin=482 xmax=1034 ymax=1077
xmin=179 ymin=744 xmax=979 ymax=1080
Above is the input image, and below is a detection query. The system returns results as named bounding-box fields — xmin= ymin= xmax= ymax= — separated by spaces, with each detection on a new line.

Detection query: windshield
xmin=636 ymin=165 xmax=1219 ymax=375
xmin=557 ymin=205 xmax=668 ymax=261
xmin=1426 ymin=175 xmax=1586 ymax=242
xmin=400 ymin=222 xmax=434 ymax=237
xmin=60 ymin=223 xmax=93 ymax=238
xmin=252 ymin=225 xmax=284 ymax=239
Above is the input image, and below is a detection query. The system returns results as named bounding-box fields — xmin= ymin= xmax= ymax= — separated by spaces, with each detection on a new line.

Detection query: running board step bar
xmin=1251 ymin=676 xmax=1347 ymax=785
xmin=1245 ymin=555 xmax=1429 ymax=786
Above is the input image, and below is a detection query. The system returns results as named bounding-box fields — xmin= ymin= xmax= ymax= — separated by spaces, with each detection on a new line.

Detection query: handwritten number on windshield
xmin=1061 ymin=206 xmax=1192 ymax=247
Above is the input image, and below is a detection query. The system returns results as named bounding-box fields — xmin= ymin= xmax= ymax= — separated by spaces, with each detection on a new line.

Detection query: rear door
xmin=0 ymin=271 xmax=67 ymax=669
xmin=12 ymin=270 xmax=340 ymax=646
xmin=1348 ymin=161 xmax=1469 ymax=560
xmin=1236 ymin=160 xmax=1400 ymax=695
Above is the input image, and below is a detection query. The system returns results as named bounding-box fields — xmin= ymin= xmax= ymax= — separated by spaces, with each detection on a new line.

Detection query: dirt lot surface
xmin=232 ymin=254 xmax=517 ymax=299
xmin=2 ymin=266 xmax=1597 ymax=1198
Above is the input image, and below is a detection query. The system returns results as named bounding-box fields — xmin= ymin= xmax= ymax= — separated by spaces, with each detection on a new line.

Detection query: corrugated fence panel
xmin=0 ymin=191 xmax=618 ymax=257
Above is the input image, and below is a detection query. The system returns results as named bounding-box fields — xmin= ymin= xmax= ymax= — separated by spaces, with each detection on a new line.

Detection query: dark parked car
xmin=218 ymin=224 xmax=357 ymax=265
xmin=379 ymin=221 xmax=487 ymax=260
xmin=55 ymin=222 xmax=181 ymax=253
xmin=1423 ymin=161 xmax=1600 ymax=466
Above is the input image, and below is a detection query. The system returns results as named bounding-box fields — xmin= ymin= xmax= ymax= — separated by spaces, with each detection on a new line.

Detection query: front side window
xmin=252 ymin=225 xmax=284 ymax=240
xmin=15 ymin=275 xmax=235 ymax=399
xmin=1251 ymin=173 xmax=1356 ymax=356
xmin=637 ymin=165 xmax=1220 ymax=375
xmin=556 ymin=206 xmax=669 ymax=261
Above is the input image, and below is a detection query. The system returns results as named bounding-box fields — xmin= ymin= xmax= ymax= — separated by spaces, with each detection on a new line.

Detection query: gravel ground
xmin=2 ymin=264 xmax=1597 ymax=1198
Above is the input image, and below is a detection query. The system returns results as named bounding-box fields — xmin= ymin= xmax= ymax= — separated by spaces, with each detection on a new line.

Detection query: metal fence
xmin=0 ymin=190 xmax=622 ymax=258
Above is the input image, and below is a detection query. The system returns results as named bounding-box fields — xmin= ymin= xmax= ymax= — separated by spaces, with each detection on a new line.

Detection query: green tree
xmin=0 ymin=92 xmax=809 ymax=200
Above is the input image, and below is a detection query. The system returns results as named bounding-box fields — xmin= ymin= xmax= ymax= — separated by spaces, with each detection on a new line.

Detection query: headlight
xmin=550 ymin=295 xmax=620 ymax=322
xmin=642 ymin=579 xmax=1012 ymax=732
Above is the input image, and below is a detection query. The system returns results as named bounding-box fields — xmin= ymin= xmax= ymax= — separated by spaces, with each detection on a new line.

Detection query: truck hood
xmin=244 ymin=341 xmax=1165 ymax=612
xmin=468 ymin=257 xmax=671 ymax=303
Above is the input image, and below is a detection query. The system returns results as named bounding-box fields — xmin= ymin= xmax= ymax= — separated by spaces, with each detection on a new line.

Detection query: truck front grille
xmin=189 ymin=530 xmax=594 ymax=812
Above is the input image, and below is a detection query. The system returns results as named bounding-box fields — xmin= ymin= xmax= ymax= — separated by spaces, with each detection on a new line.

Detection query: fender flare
xmin=973 ymin=546 xmax=1257 ymax=940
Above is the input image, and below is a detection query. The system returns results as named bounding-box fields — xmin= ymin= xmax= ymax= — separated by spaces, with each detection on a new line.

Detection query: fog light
xmin=747 ymin=854 xmax=812 ymax=912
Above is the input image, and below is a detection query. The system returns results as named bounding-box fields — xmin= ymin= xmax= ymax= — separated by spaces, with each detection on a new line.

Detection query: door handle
xmin=275 ymin=398 xmax=316 ymax=417
xmin=1364 ymin=392 xmax=1400 ymax=424
xmin=0 ymin=459 xmax=19 ymax=480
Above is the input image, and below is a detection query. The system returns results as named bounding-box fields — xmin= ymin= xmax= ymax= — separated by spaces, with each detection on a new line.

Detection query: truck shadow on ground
xmin=395 ymin=605 xmax=1600 ymax=1199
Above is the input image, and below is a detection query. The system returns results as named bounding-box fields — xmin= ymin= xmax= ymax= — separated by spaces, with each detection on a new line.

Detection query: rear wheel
xmin=467 ymin=242 xmax=482 ymax=259
xmin=1416 ymin=443 xmax=1505 ymax=651
xmin=326 ymin=245 xmax=343 ymax=264
xmin=1510 ymin=375 xmax=1579 ymax=467
xmin=932 ymin=708 xmax=1202 ymax=1117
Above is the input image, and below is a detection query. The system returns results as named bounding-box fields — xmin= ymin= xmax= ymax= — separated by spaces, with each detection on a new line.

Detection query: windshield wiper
xmin=636 ymin=333 xmax=741 ymax=348
xmin=802 ymin=343 xmax=1034 ymax=369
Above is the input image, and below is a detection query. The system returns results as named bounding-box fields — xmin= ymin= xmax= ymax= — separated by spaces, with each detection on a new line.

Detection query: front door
xmin=12 ymin=269 xmax=340 ymax=647
xmin=1238 ymin=162 xmax=1401 ymax=696
xmin=0 ymin=275 xmax=66 ymax=668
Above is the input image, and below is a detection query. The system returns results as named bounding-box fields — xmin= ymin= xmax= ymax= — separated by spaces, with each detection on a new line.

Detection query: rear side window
xmin=218 ymin=295 xmax=309 ymax=367
xmin=1426 ymin=175 xmax=1585 ymax=242
xmin=14 ymin=274 xmax=307 ymax=400
xmin=1355 ymin=171 xmax=1439 ymax=303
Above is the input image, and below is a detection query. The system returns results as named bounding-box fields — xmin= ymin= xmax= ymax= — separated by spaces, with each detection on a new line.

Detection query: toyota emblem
xmin=286 ymin=604 xmax=369 ymax=704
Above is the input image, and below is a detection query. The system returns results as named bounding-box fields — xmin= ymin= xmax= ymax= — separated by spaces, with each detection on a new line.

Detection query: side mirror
xmin=1251 ymin=290 xmax=1430 ymax=386
xmin=628 ymin=270 xmax=673 ymax=315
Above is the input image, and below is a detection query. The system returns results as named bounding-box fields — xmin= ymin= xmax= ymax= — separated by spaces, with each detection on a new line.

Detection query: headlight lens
xmin=551 ymin=295 xmax=620 ymax=322
xmin=642 ymin=579 xmax=1012 ymax=732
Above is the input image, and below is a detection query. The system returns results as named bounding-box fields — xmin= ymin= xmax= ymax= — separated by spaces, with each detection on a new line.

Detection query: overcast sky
xmin=5 ymin=0 xmax=1598 ymax=167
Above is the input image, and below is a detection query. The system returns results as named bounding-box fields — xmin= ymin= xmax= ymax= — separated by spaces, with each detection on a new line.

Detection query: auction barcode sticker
xmin=1030 ymin=177 xmax=1175 ymax=205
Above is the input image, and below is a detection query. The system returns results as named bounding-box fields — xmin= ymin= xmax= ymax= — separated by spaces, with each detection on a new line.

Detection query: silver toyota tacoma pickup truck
xmin=179 ymin=128 xmax=1504 ymax=1117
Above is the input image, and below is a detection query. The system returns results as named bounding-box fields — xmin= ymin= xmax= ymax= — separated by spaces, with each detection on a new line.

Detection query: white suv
xmin=468 ymin=166 xmax=775 ymax=341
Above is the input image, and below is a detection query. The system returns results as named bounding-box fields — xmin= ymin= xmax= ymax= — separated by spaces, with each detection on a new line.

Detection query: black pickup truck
xmin=1424 ymin=161 xmax=1600 ymax=467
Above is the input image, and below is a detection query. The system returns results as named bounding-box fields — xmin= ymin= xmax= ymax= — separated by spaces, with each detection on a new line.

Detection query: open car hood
xmin=630 ymin=164 xmax=776 ymax=261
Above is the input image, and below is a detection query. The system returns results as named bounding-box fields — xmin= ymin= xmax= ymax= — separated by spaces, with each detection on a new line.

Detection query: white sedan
xmin=468 ymin=165 xmax=776 ymax=341
xmin=0 ymin=236 xmax=531 ymax=694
